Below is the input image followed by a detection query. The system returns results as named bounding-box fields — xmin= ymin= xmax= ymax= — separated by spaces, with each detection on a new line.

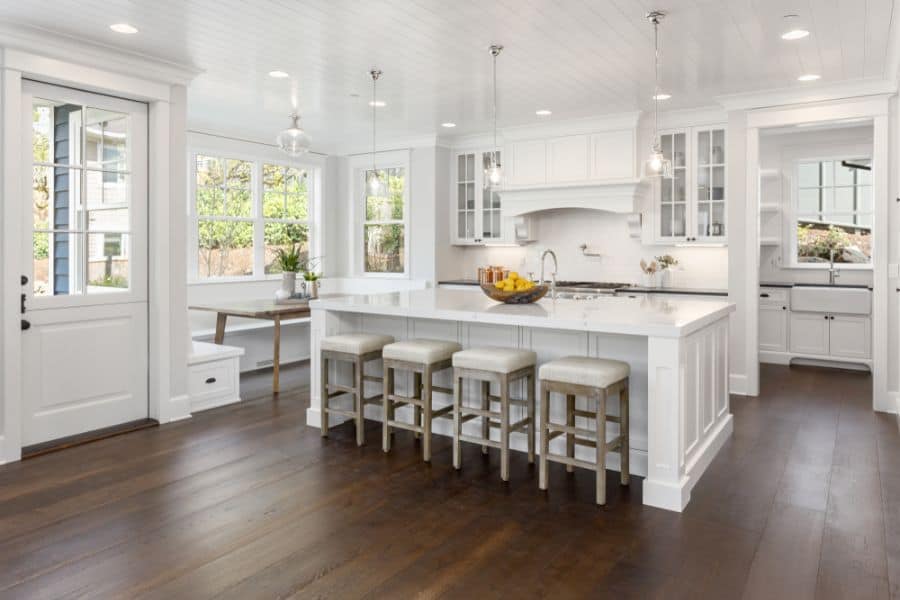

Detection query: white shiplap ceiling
xmin=0 ymin=0 xmax=897 ymax=152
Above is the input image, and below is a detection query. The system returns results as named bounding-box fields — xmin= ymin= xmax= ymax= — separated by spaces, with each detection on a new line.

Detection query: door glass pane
xmin=458 ymin=212 xmax=466 ymax=238
xmin=87 ymin=232 xmax=129 ymax=292
xmin=492 ymin=211 xmax=501 ymax=237
xmin=88 ymin=207 xmax=129 ymax=232
xmin=712 ymin=166 xmax=725 ymax=200
xmin=712 ymin=203 xmax=725 ymax=236
xmin=673 ymin=204 xmax=686 ymax=236
xmin=674 ymin=168 xmax=686 ymax=203
xmin=466 ymin=154 xmax=475 ymax=180
xmin=33 ymin=232 xmax=83 ymax=296
xmin=834 ymin=161 xmax=855 ymax=186
xmin=698 ymin=167 xmax=710 ymax=201
xmin=798 ymin=162 xmax=820 ymax=188
xmin=85 ymin=170 xmax=129 ymax=209
xmin=466 ymin=212 xmax=474 ymax=239
xmin=711 ymin=129 xmax=725 ymax=164
xmin=697 ymin=203 xmax=710 ymax=237
xmin=458 ymin=155 xmax=466 ymax=180
xmin=673 ymin=133 xmax=686 ymax=167
xmin=661 ymin=134 xmax=672 ymax=159
xmin=466 ymin=183 xmax=475 ymax=209
xmin=661 ymin=204 xmax=673 ymax=237
xmin=32 ymin=99 xmax=82 ymax=166
xmin=697 ymin=131 xmax=710 ymax=165
xmin=84 ymin=108 xmax=128 ymax=171
xmin=197 ymin=220 xmax=254 ymax=278
xmin=661 ymin=177 xmax=672 ymax=204
xmin=798 ymin=189 xmax=819 ymax=214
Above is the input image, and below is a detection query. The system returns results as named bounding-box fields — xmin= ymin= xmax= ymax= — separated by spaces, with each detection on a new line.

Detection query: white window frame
xmin=350 ymin=150 xmax=410 ymax=278
xmin=188 ymin=147 xmax=321 ymax=283
xmin=788 ymin=154 xmax=873 ymax=270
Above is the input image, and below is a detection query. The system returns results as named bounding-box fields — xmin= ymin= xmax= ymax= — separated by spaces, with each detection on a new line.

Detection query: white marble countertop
xmin=311 ymin=288 xmax=735 ymax=338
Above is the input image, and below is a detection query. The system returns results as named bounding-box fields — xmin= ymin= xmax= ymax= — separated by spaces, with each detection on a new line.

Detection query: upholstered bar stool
xmin=538 ymin=356 xmax=630 ymax=505
xmin=452 ymin=347 xmax=537 ymax=481
xmin=381 ymin=339 xmax=462 ymax=462
xmin=320 ymin=333 xmax=394 ymax=446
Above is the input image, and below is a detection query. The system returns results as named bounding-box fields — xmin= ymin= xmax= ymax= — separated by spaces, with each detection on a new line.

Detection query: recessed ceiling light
xmin=109 ymin=23 xmax=138 ymax=34
xmin=797 ymin=73 xmax=821 ymax=82
xmin=268 ymin=70 xmax=289 ymax=78
xmin=652 ymin=93 xmax=672 ymax=100
xmin=441 ymin=122 xmax=456 ymax=128
xmin=368 ymin=100 xmax=386 ymax=107
xmin=781 ymin=29 xmax=810 ymax=40
xmin=535 ymin=109 xmax=552 ymax=116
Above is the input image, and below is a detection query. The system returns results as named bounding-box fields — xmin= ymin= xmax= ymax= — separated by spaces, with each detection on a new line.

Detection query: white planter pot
xmin=641 ymin=272 xmax=659 ymax=288
xmin=275 ymin=272 xmax=297 ymax=303
xmin=659 ymin=269 xmax=671 ymax=288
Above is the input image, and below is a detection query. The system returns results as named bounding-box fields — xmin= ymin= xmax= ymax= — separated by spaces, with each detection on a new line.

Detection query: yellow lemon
xmin=494 ymin=281 xmax=504 ymax=289
xmin=508 ymin=271 xmax=520 ymax=281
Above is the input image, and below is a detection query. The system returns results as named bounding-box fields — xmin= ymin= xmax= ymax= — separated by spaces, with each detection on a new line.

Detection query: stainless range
xmin=552 ymin=281 xmax=634 ymax=300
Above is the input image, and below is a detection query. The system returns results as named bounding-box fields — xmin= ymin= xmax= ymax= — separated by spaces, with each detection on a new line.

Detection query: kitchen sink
xmin=791 ymin=285 xmax=871 ymax=315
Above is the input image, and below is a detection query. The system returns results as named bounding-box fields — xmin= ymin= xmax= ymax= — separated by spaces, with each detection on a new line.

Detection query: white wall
xmin=758 ymin=125 xmax=874 ymax=287
xmin=440 ymin=209 xmax=728 ymax=289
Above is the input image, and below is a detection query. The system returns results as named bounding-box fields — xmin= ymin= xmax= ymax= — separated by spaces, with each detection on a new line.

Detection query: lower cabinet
xmin=188 ymin=341 xmax=244 ymax=413
xmin=759 ymin=304 xmax=788 ymax=353
xmin=789 ymin=312 xmax=830 ymax=356
xmin=829 ymin=315 xmax=871 ymax=359
xmin=786 ymin=312 xmax=870 ymax=360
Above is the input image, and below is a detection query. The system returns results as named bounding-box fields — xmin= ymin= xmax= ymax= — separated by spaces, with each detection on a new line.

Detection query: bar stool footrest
xmin=545 ymin=452 xmax=602 ymax=472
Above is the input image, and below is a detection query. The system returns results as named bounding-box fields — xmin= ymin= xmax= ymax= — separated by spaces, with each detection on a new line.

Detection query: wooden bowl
xmin=480 ymin=283 xmax=549 ymax=304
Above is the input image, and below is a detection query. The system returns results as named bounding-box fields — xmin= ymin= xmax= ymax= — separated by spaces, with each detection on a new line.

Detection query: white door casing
xmin=20 ymin=81 xmax=149 ymax=446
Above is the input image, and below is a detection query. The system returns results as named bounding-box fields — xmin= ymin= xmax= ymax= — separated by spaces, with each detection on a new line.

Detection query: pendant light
xmin=276 ymin=113 xmax=311 ymax=157
xmin=366 ymin=68 xmax=386 ymax=196
xmin=484 ymin=44 xmax=503 ymax=189
xmin=644 ymin=11 xmax=672 ymax=179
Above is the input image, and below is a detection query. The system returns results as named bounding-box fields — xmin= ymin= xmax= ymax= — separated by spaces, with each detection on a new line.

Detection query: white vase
xmin=641 ymin=272 xmax=659 ymax=288
xmin=660 ymin=269 xmax=671 ymax=288
xmin=275 ymin=272 xmax=296 ymax=304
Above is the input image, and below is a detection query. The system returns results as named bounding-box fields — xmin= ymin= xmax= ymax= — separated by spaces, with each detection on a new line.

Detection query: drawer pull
xmin=760 ymin=293 xmax=770 ymax=298
xmin=205 ymin=377 xmax=217 ymax=384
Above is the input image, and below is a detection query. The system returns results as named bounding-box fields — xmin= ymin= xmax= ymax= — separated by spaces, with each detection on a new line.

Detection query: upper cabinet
xmin=505 ymin=130 xmax=636 ymax=187
xmin=452 ymin=148 xmax=534 ymax=246
xmin=652 ymin=125 xmax=727 ymax=245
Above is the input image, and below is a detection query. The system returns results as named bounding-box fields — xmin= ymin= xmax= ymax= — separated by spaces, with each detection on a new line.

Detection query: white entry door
xmin=20 ymin=81 xmax=149 ymax=446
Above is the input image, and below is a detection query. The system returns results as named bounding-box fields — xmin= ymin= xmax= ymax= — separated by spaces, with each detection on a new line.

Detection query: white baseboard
xmin=729 ymin=373 xmax=748 ymax=396
xmin=0 ymin=435 xmax=19 ymax=465
xmin=160 ymin=394 xmax=192 ymax=424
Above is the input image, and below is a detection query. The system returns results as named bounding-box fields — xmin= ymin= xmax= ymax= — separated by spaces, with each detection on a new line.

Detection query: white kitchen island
xmin=308 ymin=288 xmax=735 ymax=512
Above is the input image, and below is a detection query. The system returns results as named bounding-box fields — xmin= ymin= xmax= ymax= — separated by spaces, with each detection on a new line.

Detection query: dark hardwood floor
xmin=0 ymin=362 xmax=897 ymax=599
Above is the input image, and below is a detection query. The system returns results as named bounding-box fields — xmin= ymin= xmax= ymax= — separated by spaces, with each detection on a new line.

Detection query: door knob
xmin=21 ymin=319 xmax=30 ymax=331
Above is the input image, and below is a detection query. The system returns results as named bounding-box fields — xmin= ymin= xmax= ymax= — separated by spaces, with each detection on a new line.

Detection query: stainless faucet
xmin=540 ymin=249 xmax=558 ymax=297
xmin=828 ymin=248 xmax=840 ymax=285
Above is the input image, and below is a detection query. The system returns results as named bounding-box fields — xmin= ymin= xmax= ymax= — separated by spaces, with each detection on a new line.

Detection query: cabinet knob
xmin=782 ymin=306 xmax=786 ymax=310
xmin=205 ymin=377 xmax=217 ymax=384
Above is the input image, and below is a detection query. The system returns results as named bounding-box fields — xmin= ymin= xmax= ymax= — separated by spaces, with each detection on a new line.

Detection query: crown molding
xmin=0 ymin=22 xmax=201 ymax=87
xmin=715 ymin=78 xmax=897 ymax=112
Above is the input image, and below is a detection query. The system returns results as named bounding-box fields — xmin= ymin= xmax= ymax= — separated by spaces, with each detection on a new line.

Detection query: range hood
xmin=498 ymin=179 xmax=645 ymax=217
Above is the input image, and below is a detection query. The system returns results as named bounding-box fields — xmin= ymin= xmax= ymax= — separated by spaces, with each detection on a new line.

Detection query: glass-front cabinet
xmin=452 ymin=149 xmax=530 ymax=245
xmin=654 ymin=126 xmax=727 ymax=244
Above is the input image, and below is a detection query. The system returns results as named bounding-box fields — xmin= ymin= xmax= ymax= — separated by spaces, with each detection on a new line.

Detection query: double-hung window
xmin=191 ymin=152 xmax=318 ymax=281
xmin=363 ymin=166 xmax=406 ymax=274
xmin=794 ymin=158 xmax=872 ymax=266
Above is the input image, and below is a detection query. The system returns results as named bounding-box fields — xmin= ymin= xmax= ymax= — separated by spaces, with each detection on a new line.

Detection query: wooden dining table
xmin=189 ymin=299 xmax=313 ymax=393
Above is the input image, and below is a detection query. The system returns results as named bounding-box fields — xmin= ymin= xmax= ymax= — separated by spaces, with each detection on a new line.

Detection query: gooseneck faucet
xmin=540 ymin=249 xmax=558 ymax=298
xmin=828 ymin=248 xmax=840 ymax=285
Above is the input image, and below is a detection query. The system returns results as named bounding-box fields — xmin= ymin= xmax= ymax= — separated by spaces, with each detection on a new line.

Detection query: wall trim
xmin=729 ymin=373 xmax=748 ymax=396
xmin=717 ymin=79 xmax=897 ymax=112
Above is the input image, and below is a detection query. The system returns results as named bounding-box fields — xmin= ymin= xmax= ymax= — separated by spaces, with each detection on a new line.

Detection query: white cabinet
xmin=504 ymin=130 xmax=636 ymax=187
xmin=451 ymin=149 xmax=534 ymax=246
xmin=788 ymin=312 xmax=871 ymax=359
xmin=789 ymin=312 xmax=830 ymax=355
xmin=508 ymin=140 xmax=547 ymax=185
xmin=653 ymin=125 xmax=727 ymax=245
xmin=759 ymin=304 xmax=788 ymax=353
xmin=829 ymin=315 xmax=871 ymax=359
xmin=547 ymin=135 xmax=589 ymax=182
xmin=188 ymin=341 xmax=243 ymax=413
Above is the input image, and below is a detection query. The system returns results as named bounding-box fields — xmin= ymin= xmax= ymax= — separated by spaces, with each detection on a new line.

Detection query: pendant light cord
xmin=492 ymin=49 xmax=498 ymax=165
xmin=653 ymin=17 xmax=660 ymax=141
xmin=372 ymin=72 xmax=377 ymax=174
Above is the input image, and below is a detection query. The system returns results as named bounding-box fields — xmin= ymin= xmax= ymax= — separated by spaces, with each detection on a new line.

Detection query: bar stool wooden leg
xmin=500 ymin=374 xmax=510 ymax=482
xmin=527 ymin=368 xmax=536 ymax=464
xmin=423 ymin=366 xmax=433 ymax=462
xmin=539 ymin=382 xmax=550 ymax=490
xmin=566 ymin=394 xmax=575 ymax=473
xmin=382 ymin=365 xmax=394 ymax=452
xmin=453 ymin=372 xmax=462 ymax=470
xmin=354 ymin=358 xmax=365 ymax=447
xmin=595 ymin=389 xmax=607 ymax=505
xmin=413 ymin=371 xmax=422 ymax=440
xmin=620 ymin=381 xmax=630 ymax=485
xmin=480 ymin=380 xmax=490 ymax=454
xmin=320 ymin=355 xmax=330 ymax=437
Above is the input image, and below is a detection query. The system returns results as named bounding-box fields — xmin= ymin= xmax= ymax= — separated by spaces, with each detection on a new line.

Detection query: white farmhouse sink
xmin=791 ymin=286 xmax=871 ymax=315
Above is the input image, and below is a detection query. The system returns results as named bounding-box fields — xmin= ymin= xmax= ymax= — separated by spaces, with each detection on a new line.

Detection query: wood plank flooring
xmin=0 ymin=363 xmax=898 ymax=599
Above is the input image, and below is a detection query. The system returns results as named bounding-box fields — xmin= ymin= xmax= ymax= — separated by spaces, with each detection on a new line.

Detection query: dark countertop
xmin=438 ymin=280 xmax=728 ymax=297
xmin=760 ymin=281 xmax=872 ymax=290
xmin=620 ymin=287 xmax=728 ymax=297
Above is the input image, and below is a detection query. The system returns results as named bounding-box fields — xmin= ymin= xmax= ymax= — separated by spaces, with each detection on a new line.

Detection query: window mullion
xmin=253 ymin=161 xmax=265 ymax=277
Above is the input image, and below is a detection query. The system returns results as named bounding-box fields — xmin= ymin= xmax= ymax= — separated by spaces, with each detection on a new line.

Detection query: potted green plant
xmin=302 ymin=256 xmax=322 ymax=299
xmin=274 ymin=244 xmax=302 ymax=303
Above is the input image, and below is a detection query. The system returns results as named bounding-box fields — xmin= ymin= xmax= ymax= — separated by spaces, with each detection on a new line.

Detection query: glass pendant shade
xmin=366 ymin=169 xmax=386 ymax=196
xmin=644 ymin=141 xmax=672 ymax=178
xmin=276 ymin=114 xmax=311 ymax=157
xmin=485 ymin=45 xmax=504 ymax=189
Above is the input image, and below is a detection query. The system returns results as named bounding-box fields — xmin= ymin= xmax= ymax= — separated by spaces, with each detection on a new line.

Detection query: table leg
xmin=273 ymin=315 xmax=281 ymax=393
xmin=214 ymin=313 xmax=227 ymax=344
